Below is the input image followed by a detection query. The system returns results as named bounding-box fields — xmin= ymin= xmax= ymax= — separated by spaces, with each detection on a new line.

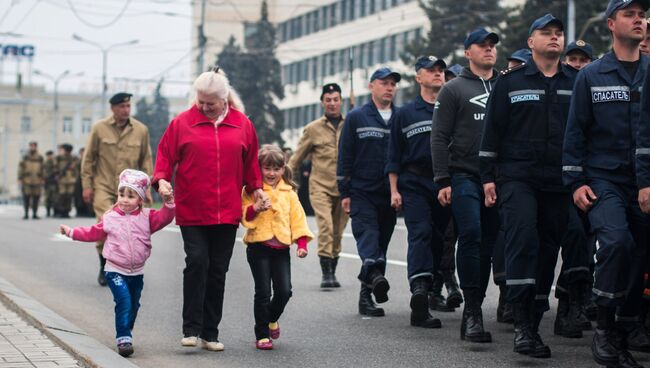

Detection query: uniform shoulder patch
xmin=500 ymin=63 xmax=526 ymax=76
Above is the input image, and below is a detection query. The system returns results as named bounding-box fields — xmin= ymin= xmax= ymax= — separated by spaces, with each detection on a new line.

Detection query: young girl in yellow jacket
xmin=241 ymin=144 xmax=314 ymax=350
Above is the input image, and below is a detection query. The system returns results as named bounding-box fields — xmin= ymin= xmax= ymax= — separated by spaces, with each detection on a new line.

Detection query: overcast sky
xmin=0 ymin=0 xmax=194 ymax=97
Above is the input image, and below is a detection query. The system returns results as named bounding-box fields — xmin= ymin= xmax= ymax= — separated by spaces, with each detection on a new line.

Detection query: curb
xmin=0 ymin=276 xmax=140 ymax=368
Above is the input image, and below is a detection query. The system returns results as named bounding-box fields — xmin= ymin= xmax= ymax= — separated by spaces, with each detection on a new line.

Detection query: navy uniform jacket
xmin=635 ymin=63 xmax=650 ymax=189
xmin=386 ymin=95 xmax=434 ymax=175
xmin=480 ymin=61 xmax=577 ymax=192
xmin=337 ymin=101 xmax=398 ymax=198
xmin=563 ymin=52 xmax=649 ymax=191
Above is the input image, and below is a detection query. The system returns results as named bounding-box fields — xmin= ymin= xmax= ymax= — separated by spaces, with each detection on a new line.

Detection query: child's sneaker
xmin=117 ymin=342 xmax=134 ymax=357
xmin=181 ymin=336 xmax=198 ymax=347
xmin=269 ymin=322 xmax=280 ymax=340
xmin=256 ymin=338 xmax=273 ymax=350
xmin=202 ymin=339 xmax=225 ymax=351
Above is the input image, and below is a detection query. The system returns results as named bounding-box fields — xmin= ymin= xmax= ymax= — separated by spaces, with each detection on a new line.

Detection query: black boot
xmin=410 ymin=277 xmax=441 ymax=328
xmin=592 ymin=306 xmax=619 ymax=366
xmin=625 ymin=323 xmax=650 ymax=353
xmin=331 ymin=257 xmax=341 ymax=288
xmin=358 ymin=284 xmax=384 ymax=317
xmin=429 ymin=273 xmax=453 ymax=312
xmin=569 ymin=283 xmax=592 ymax=331
xmin=97 ymin=255 xmax=107 ymax=286
xmin=554 ymin=296 xmax=583 ymax=338
xmin=528 ymin=311 xmax=551 ymax=358
xmin=443 ymin=270 xmax=463 ymax=309
xmin=584 ymin=284 xmax=598 ymax=321
xmin=460 ymin=288 xmax=491 ymax=342
xmin=319 ymin=257 xmax=336 ymax=288
xmin=368 ymin=269 xmax=389 ymax=303
xmin=31 ymin=196 xmax=40 ymax=219
xmin=512 ymin=302 xmax=535 ymax=354
xmin=497 ymin=284 xmax=514 ymax=323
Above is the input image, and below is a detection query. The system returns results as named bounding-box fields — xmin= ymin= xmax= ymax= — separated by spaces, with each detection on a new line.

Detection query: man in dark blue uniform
xmin=338 ymin=67 xmax=399 ymax=317
xmin=564 ymin=1 xmax=650 ymax=366
xmin=386 ymin=56 xmax=451 ymax=328
xmin=480 ymin=14 xmax=577 ymax=359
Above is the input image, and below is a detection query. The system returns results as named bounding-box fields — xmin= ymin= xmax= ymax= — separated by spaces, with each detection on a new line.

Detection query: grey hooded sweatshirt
xmin=431 ymin=66 xmax=499 ymax=186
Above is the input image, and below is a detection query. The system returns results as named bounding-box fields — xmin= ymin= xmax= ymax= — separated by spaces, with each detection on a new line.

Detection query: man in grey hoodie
xmin=431 ymin=27 xmax=500 ymax=343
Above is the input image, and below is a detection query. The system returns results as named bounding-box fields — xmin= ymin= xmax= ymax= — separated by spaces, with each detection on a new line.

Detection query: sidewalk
xmin=0 ymin=301 xmax=82 ymax=368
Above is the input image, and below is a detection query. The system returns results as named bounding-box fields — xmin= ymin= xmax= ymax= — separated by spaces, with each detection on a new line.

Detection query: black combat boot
xmin=31 ymin=196 xmax=40 ymax=219
xmin=460 ymin=288 xmax=491 ymax=342
xmin=410 ymin=277 xmax=441 ymax=328
xmin=429 ymin=273 xmax=453 ymax=312
xmin=616 ymin=329 xmax=645 ymax=368
xmin=512 ymin=302 xmax=535 ymax=354
xmin=22 ymin=197 xmax=29 ymax=220
xmin=319 ymin=257 xmax=336 ymax=288
xmin=358 ymin=284 xmax=384 ymax=317
xmin=625 ymin=322 xmax=650 ymax=353
xmin=528 ymin=311 xmax=551 ymax=358
xmin=443 ymin=269 xmax=463 ymax=309
xmin=97 ymin=255 xmax=107 ymax=286
xmin=497 ymin=284 xmax=514 ymax=323
xmin=554 ymin=296 xmax=583 ymax=338
xmin=592 ymin=306 xmax=620 ymax=366
xmin=369 ymin=269 xmax=389 ymax=303
xmin=331 ymin=257 xmax=341 ymax=288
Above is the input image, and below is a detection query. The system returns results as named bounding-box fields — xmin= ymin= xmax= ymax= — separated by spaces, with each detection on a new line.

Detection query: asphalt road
xmin=0 ymin=204 xmax=644 ymax=368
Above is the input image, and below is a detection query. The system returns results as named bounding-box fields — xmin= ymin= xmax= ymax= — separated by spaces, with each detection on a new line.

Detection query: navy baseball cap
xmin=445 ymin=64 xmax=464 ymax=77
xmin=565 ymin=40 xmax=594 ymax=60
xmin=370 ymin=67 xmax=401 ymax=82
xmin=414 ymin=56 xmax=447 ymax=72
xmin=508 ymin=48 xmax=532 ymax=63
xmin=464 ymin=28 xmax=500 ymax=49
xmin=529 ymin=14 xmax=564 ymax=35
xmin=606 ymin=0 xmax=650 ymax=18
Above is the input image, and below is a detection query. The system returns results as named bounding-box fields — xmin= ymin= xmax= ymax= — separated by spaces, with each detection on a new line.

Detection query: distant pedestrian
xmin=53 ymin=144 xmax=78 ymax=218
xmin=43 ymin=150 xmax=57 ymax=217
xmin=74 ymin=147 xmax=94 ymax=217
xmin=17 ymin=141 xmax=44 ymax=220
xmin=59 ymin=169 xmax=175 ymax=358
xmin=241 ymin=145 xmax=313 ymax=350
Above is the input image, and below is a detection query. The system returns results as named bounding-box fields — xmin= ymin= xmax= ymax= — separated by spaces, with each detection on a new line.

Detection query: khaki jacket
xmin=81 ymin=116 xmax=153 ymax=195
xmin=18 ymin=152 xmax=44 ymax=185
xmin=55 ymin=154 xmax=79 ymax=186
xmin=288 ymin=115 xmax=344 ymax=197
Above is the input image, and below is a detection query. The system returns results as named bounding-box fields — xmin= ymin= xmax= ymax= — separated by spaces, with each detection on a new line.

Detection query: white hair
xmin=192 ymin=69 xmax=245 ymax=112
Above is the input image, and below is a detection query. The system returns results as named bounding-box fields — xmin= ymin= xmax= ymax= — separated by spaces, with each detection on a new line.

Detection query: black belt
xmin=404 ymin=164 xmax=433 ymax=178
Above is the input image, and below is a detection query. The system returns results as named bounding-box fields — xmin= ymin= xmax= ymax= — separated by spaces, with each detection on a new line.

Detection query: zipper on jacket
xmin=215 ymin=124 xmax=221 ymax=223
xmin=127 ymin=214 xmax=135 ymax=273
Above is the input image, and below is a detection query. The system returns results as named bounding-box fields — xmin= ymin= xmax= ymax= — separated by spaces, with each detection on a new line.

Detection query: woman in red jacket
xmin=153 ymin=69 xmax=264 ymax=351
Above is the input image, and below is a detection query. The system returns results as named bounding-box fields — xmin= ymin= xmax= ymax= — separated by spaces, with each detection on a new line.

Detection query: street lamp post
xmin=72 ymin=34 xmax=138 ymax=117
xmin=33 ymin=69 xmax=83 ymax=149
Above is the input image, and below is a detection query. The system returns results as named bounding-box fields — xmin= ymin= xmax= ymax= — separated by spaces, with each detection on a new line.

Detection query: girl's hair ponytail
xmin=258 ymin=145 xmax=298 ymax=191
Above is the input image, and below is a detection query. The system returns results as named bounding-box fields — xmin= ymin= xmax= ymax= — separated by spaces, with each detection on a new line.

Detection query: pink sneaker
xmin=256 ymin=338 xmax=273 ymax=350
xmin=269 ymin=322 xmax=280 ymax=340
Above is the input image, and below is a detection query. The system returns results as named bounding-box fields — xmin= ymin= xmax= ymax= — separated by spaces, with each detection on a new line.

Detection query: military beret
xmin=320 ymin=83 xmax=342 ymax=100
xmin=109 ymin=92 xmax=133 ymax=105
xmin=58 ymin=143 xmax=73 ymax=153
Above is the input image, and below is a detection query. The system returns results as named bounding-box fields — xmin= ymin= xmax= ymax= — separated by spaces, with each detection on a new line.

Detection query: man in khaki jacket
xmin=81 ymin=92 xmax=153 ymax=286
xmin=289 ymin=83 xmax=348 ymax=288
xmin=18 ymin=141 xmax=44 ymax=219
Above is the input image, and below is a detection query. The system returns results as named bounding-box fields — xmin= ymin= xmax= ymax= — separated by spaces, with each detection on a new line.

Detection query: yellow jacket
xmin=241 ymin=179 xmax=314 ymax=246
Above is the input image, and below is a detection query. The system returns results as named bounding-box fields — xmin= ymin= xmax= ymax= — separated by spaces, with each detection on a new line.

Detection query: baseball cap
xmin=414 ymin=56 xmax=447 ymax=72
xmin=565 ymin=40 xmax=594 ymax=60
xmin=529 ymin=14 xmax=564 ymax=36
xmin=508 ymin=48 xmax=532 ymax=63
xmin=370 ymin=67 xmax=401 ymax=82
xmin=445 ymin=64 xmax=464 ymax=78
xmin=606 ymin=0 xmax=650 ymax=18
xmin=464 ymin=28 xmax=500 ymax=49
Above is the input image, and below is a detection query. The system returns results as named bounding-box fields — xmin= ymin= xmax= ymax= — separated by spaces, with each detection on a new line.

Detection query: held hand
xmin=59 ymin=224 xmax=70 ymax=236
xmin=639 ymin=187 xmax=650 ymax=213
xmin=438 ymin=187 xmax=452 ymax=207
xmin=253 ymin=188 xmax=268 ymax=203
xmin=573 ymin=185 xmax=597 ymax=212
xmin=341 ymin=197 xmax=350 ymax=214
xmin=157 ymin=179 xmax=172 ymax=197
xmin=82 ymin=188 xmax=94 ymax=204
xmin=390 ymin=191 xmax=402 ymax=211
xmin=296 ymin=248 xmax=308 ymax=258
xmin=483 ymin=183 xmax=497 ymax=207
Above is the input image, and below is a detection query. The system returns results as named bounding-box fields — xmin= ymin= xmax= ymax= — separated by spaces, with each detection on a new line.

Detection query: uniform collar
xmin=110 ymin=116 xmax=132 ymax=127
xmin=414 ymin=95 xmax=434 ymax=113
xmin=598 ymin=51 xmax=647 ymax=85
xmin=524 ymin=59 xmax=570 ymax=77
xmin=188 ymin=104 xmax=242 ymax=128
xmin=364 ymin=101 xmax=394 ymax=125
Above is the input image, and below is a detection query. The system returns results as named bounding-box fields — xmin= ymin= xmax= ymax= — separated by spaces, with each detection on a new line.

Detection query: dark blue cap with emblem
xmin=109 ymin=92 xmax=133 ymax=105
xmin=414 ymin=56 xmax=447 ymax=72
xmin=508 ymin=48 xmax=532 ymax=63
xmin=464 ymin=28 xmax=499 ymax=49
xmin=529 ymin=14 xmax=564 ymax=36
xmin=606 ymin=0 xmax=650 ymax=18
xmin=565 ymin=40 xmax=594 ymax=60
xmin=445 ymin=64 xmax=464 ymax=77
xmin=370 ymin=67 xmax=402 ymax=82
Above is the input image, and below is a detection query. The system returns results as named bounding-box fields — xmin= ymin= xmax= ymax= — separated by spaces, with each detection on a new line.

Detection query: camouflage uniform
xmin=18 ymin=151 xmax=44 ymax=219
xmin=54 ymin=152 xmax=78 ymax=217
xmin=43 ymin=155 xmax=57 ymax=217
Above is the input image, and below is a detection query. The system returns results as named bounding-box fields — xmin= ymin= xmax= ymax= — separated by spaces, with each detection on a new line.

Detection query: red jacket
xmin=153 ymin=105 xmax=262 ymax=226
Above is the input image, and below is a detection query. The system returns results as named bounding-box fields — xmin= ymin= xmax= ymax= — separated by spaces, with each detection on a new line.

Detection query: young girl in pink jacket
xmin=59 ymin=169 xmax=175 ymax=357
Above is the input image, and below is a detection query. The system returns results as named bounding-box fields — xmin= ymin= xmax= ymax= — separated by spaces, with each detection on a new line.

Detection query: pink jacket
xmin=68 ymin=203 xmax=175 ymax=274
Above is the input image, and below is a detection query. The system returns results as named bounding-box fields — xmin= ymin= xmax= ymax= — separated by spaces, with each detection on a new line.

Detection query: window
xmin=341 ymin=0 xmax=348 ymax=22
xmin=20 ymin=116 xmax=30 ymax=133
xmin=62 ymin=117 xmax=73 ymax=133
xmin=358 ymin=43 xmax=366 ymax=68
xmin=367 ymin=41 xmax=374 ymax=66
xmin=379 ymin=38 xmax=386 ymax=63
xmin=369 ymin=0 xmax=375 ymax=14
xmin=350 ymin=0 xmax=356 ymax=20
xmin=311 ymin=57 xmax=318 ymax=82
xmin=381 ymin=0 xmax=388 ymax=11
xmin=82 ymin=118 xmax=91 ymax=134
xmin=389 ymin=34 xmax=397 ymax=60
xmin=328 ymin=51 xmax=336 ymax=76
xmin=360 ymin=0 xmax=366 ymax=17
xmin=330 ymin=3 xmax=338 ymax=27
xmin=320 ymin=7 xmax=328 ymax=31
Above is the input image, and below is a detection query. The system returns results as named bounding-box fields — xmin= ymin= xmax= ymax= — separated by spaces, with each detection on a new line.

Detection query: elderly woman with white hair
xmin=153 ymin=69 xmax=264 ymax=351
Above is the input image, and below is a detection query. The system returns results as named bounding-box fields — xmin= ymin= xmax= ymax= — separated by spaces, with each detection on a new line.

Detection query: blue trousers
xmin=554 ymin=205 xmax=591 ymax=298
xmin=105 ymin=272 xmax=144 ymax=344
xmin=451 ymin=173 xmax=498 ymax=295
xmin=588 ymin=180 xmax=647 ymax=320
xmin=399 ymin=172 xmax=451 ymax=288
xmin=499 ymin=181 xmax=568 ymax=312
xmin=350 ymin=189 xmax=396 ymax=284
